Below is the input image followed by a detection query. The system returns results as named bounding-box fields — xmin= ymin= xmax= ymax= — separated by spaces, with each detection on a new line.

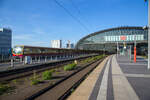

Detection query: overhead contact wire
xmin=53 ymin=0 xmax=90 ymax=33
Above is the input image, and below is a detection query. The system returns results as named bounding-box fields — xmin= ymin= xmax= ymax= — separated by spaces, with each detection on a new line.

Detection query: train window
xmin=45 ymin=49 xmax=48 ymax=53
xmin=39 ymin=49 xmax=42 ymax=53
xmin=36 ymin=49 xmax=40 ymax=53
xmin=32 ymin=48 xmax=37 ymax=54
xmin=40 ymin=49 xmax=44 ymax=53
xmin=24 ymin=48 xmax=32 ymax=54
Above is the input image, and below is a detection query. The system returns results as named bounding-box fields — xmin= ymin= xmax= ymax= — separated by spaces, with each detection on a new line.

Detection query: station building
xmin=75 ymin=27 xmax=148 ymax=55
xmin=0 ymin=28 xmax=12 ymax=60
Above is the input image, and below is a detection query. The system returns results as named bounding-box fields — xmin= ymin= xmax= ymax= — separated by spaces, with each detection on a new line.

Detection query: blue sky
xmin=0 ymin=0 xmax=148 ymax=47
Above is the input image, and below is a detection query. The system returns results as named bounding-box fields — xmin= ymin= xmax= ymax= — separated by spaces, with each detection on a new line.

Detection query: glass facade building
xmin=0 ymin=28 xmax=12 ymax=59
xmin=76 ymin=27 xmax=148 ymax=54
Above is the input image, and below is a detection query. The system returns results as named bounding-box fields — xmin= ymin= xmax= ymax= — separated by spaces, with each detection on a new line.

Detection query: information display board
xmin=105 ymin=35 xmax=144 ymax=42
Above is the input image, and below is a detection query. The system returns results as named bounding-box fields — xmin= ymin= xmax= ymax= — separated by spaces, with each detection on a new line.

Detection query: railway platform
xmin=0 ymin=54 xmax=96 ymax=72
xmin=67 ymin=55 xmax=150 ymax=100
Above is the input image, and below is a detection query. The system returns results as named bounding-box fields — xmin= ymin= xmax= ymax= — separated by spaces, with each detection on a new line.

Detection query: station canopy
xmin=75 ymin=27 xmax=148 ymax=53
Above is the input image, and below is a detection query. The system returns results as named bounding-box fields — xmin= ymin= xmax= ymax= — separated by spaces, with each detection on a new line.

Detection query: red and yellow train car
xmin=12 ymin=45 xmax=102 ymax=57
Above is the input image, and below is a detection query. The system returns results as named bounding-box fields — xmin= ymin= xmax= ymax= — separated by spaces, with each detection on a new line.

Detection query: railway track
xmin=0 ymin=55 xmax=97 ymax=82
xmin=25 ymin=57 xmax=105 ymax=100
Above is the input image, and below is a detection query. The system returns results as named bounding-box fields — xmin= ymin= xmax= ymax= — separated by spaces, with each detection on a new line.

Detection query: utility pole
xmin=148 ymin=0 xmax=150 ymax=69
xmin=144 ymin=0 xmax=150 ymax=69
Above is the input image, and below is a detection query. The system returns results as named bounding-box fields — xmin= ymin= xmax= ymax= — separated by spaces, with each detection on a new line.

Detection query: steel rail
xmin=25 ymin=57 xmax=105 ymax=100
xmin=0 ymin=55 xmax=97 ymax=82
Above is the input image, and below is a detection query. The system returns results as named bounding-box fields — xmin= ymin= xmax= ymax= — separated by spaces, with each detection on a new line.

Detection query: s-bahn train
xmin=12 ymin=45 xmax=102 ymax=58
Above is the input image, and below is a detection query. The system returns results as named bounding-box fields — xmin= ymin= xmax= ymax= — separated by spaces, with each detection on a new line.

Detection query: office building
xmin=66 ymin=40 xmax=74 ymax=49
xmin=66 ymin=43 xmax=74 ymax=49
xmin=51 ymin=40 xmax=62 ymax=48
xmin=0 ymin=28 xmax=12 ymax=60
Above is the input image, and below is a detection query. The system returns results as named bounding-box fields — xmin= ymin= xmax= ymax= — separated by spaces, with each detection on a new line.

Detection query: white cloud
xmin=30 ymin=42 xmax=48 ymax=45
xmin=32 ymin=28 xmax=45 ymax=34
xmin=30 ymin=14 xmax=41 ymax=19
xmin=12 ymin=33 xmax=49 ymax=47
xmin=13 ymin=34 xmax=33 ymax=40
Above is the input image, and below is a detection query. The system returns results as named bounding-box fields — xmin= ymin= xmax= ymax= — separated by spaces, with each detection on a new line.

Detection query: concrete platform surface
xmin=67 ymin=56 xmax=110 ymax=100
xmin=67 ymin=55 xmax=150 ymax=100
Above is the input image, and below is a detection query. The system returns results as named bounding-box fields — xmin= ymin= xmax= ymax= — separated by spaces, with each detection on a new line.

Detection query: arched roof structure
xmin=75 ymin=26 xmax=148 ymax=53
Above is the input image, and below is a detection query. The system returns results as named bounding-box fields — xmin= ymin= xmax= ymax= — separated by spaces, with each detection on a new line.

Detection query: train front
xmin=12 ymin=46 xmax=24 ymax=57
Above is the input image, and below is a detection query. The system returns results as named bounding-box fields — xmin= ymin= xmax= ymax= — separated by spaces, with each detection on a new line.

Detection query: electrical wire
xmin=69 ymin=0 xmax=93 ymax=31
xmin=53 ymin=0 xmax=90 ymax=33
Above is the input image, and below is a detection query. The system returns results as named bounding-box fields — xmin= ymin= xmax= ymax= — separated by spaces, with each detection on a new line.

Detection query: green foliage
xmin=81 ymin=57 xmax=92 ymax=63
xmin=49 ymin=69 xmax=55 ymax=73
xmin=31 ymin=79 xmax=41 ymax=85
xmin=0 ymin=84 xmax=11 ymax=95
xmin=7 ymin=67 xmax=12 ymax=70
xmin=12 ymin=79 xmax=17 ymax=84
xmin=142 ymin=55 xmax=148 ymax=59
xmin=25 ymin=78 xmax=28 ymax=82
xmin=55 ymin=71 xmax=59 ymax=75
xmin=33 ymin=70 xmax=38 ymax=79
xmin=64 ymin=63 xmax=77 ymax=71
xmin=42 ymin=70 xmax=53 ymax=80
xmin=30 ymin=70 xmax=41 ymax=85
xmin=93 ymin=55 xmax=105 ymax=60
xmin=71 ymin=88 xmax=75 ymax=93
xmin=81 ymin=55 xmax=105 ymax=64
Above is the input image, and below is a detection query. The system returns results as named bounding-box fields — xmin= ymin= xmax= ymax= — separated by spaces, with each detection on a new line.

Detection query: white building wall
xmin=51 ymin=40 xmax=62 ymax=48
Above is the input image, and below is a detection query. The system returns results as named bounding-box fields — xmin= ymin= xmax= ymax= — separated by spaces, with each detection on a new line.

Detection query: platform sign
xmin=120 ymin=36 xmax=127 ymax=40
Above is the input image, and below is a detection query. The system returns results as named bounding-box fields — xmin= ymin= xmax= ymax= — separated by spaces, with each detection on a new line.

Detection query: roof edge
xmin=75 ymin=26 xmax=144 ymax=48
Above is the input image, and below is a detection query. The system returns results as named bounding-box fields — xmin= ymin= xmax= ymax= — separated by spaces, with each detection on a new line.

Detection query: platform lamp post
xmin=144 ymin=0 xmax=150 ymax=69
xmin=134 ymin=34 xmax=136 ymax=63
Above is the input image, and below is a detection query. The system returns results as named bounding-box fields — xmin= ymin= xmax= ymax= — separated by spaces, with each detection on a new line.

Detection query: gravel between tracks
xmin=0 ymin=56 xmax=104 ymax=100
xmin=34 ymin=59 xmax=103 ymax=100
xmin=0 ymin=55 xmax=95 ymax=82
